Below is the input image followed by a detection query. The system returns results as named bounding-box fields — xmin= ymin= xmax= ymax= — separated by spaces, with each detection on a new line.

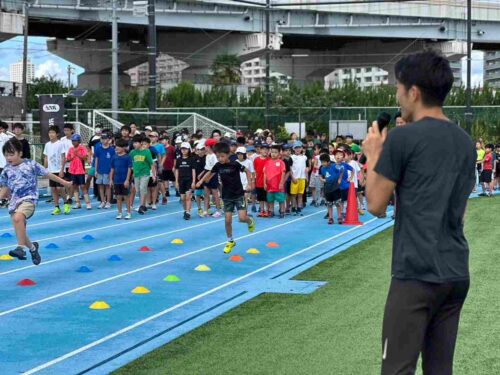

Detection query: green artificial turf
xmin=115 ymin=197 xmax=500 ymax=375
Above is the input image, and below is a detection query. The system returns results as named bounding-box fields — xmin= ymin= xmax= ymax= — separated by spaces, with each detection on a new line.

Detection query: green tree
xmin=211 ymin=54 xmax=241 ymax=86
xmin=27 ymin=77 xmax=68 ymax=111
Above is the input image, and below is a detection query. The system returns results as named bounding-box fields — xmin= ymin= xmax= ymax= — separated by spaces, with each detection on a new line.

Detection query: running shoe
xmin=86 ymin=203 xmax=92 ymax=210
xmin=162 ymin=197 xmax=168 ymax=205
xmin=197 ymin=208 xmax=204 ymax=217
xmin=251 ymin=205 xmax=257 ymax=213
xmin=257 ymin=211 xmax=265 ymax=218
xmin=116 ymin=213 xmax=123 ymax=220
xmin=248 ymin=215 xmax=255 ymax=233
xmin=51 ymin=207 xmax=61 ymax=215
xmin=63 ymin=203 xmax=71 ymax=215
xmin=104 ymin=202 xmax=111 ymax=209
xmin=211 ymin=211 xmax=222 ymax=218
xmin=138 ymin=206 xmax=146 ymax=215
xmin=358 ymin=208 xmax=365 ymax=215
xmin=125 ymin=213 xmax=132 ymax=220
xmin=72 ymin=204 xmax=82 ymax=209
xmin=9 ymin=246 xmax=26 ymax=260
xmin=223 ymin=241 xmax=236 ymax=254
xmin=151 ymin=204 xmax=157 ymax=210
xmin=29 ymin=242 xmax=41 ymax=265
xmin=98 ymin=202 xmax=105 ymax=209
xmin=279 ymin=213 xmax=285 ymax=219
xmin=328 ymin=218 xmax=334 ymax=225
xmin=310 ymin=200 xmax=316 ymax=206
xmin=183 ymin=211 xmax=189 ymax=220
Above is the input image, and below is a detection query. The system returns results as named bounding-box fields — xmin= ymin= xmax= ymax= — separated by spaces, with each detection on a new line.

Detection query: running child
xmin=196 ymin=142 xmax=255 ymax=254
xmin=290 ymin=141 xmax=308 ymax=216
xmin=175 ymin=142 xmax=196 ymax=220
xmin=253 ymin=143 xmax=270 ymax=217
xmin=94 ymin=133 xmax=115 ymax=208
xmin=43 ymin=125 xmax=66 ymax=215
xmin=66 ymin=134 xmax=92 ymax=209
xmin=319 ymin=153 xmax=343 ymax=224
xmin=264 ymin=144 xmax=286 ymax=218
xmin=0 ymin=138 xmax=71 ymax=265
xmin=110 ymin=139 xmax=133 ymax=219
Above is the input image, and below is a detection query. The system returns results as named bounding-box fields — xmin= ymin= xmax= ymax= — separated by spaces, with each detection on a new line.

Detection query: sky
xmin=0 ymin=36 xmax=485 ymax=88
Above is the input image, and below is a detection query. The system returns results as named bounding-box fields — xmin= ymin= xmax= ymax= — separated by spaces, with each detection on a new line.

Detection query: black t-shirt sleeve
xmin=374 ymin=129 xmax=408 ymax=183
xmin=211 ymin=163 xmax=220 ymax=174
xmin=238 ymin=162 xmax=246 ymax=173
xmin=23 ymin=139 xmax=31 ymax=159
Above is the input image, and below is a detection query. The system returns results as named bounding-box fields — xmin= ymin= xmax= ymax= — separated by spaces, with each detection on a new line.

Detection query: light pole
xmin=465 ymin=0 xmax=473 ymax=135
xmin=111 ymin=0 xmax=119 ymax=119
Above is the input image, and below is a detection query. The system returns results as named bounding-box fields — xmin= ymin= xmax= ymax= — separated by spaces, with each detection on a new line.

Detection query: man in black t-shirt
xmin=363 ymin=51 xmax=475 ymax=375
xmin=12 ymin=123 xmax=31 ymax=159
xmin=196 ymin=142 xmax=255 ymax=254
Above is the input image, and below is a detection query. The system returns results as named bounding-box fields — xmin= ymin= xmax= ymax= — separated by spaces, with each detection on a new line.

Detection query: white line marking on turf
xmin=0 ymin=209 xmax=186 ymax=251
xmin=23 ymin=215 xmax=386 ymax=374
xmin=0 ymin=212 xmax=322 ymax=317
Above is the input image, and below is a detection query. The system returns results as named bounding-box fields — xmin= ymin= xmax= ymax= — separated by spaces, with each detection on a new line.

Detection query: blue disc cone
xmin=108 ymin=255 xmax=122 ymax=261
xmin=45 ymin=243 xmax=59 ymax=249
xmin=1 ymin=233 xmax=13 ymax=238
xmin=82 ymin=235 xmax=94 ymax=241
xmin=76 ymin=266 xmax=92 ymax=273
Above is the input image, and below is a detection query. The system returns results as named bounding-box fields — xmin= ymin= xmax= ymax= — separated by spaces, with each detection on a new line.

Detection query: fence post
xmin=193 ymin=114 xmax=197 ymax=133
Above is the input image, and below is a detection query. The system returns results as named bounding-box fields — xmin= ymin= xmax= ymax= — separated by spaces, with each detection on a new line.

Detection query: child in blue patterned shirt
xmin=0 ymin=139 xmax=71 ymax=265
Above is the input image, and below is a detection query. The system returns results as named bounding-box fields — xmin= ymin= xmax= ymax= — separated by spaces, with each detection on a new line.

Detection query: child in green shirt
xmin=129 ymin=135 xmax=156 ymax=215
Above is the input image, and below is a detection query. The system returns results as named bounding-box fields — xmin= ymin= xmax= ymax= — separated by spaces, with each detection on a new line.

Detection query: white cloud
xmin=35 ymin=59 xmax=65 ymax=81
xmin=0 ymin=67 xmax=8 ymax=81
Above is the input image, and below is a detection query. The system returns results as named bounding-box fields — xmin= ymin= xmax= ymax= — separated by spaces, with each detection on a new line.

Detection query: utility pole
xmin=264 ymin=0 xmax=270 ymax=129
xmin=148 ymin=0 xmax=157 ymax=114
xmin=67 ymin=65 xmax=73 ymax=89
xmin=111 ymin=0 xmax=119 ymax=119
xmin=21 ymin=1 xmax=29 ymax=121
xmin=465 ymin=0 xmax=473 ymax=135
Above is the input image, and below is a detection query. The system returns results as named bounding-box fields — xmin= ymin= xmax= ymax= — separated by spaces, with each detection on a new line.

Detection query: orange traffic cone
xmin=343 ymin=182 xmax=362 ymax=226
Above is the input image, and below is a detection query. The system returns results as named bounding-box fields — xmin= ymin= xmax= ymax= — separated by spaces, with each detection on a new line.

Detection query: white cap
xmin=145 ymin=126 xmax=153 ymax=131
xmin=236 ymin=146 xmax=247 ymax=154
xmin=180 ymin=142 xmax=191 ymax=150
xmin=195 ymin=140 xmax=206 ymax=149
xmin=175 ymin=136 xmax=183 ymax=144
xmin=255 ymin=128 xmax=263 ymax=134
xmin=224 ymin=131 xmax=232 ymax=138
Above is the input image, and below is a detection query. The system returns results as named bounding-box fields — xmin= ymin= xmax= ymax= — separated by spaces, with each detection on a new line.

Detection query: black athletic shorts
xmin=255 ymin=187 xmax=267 ymax=202
xmin=49 ymin=179 xmax=64 ymax=188
xmin=114 ymin=184 xmax=130 ymax=196
xmin=179 ymin=178 xmax=193 ymax=195
xmin=64 ymin=169 xmax=72 ymax=182
xmin=325 ymin=189 xmax=341 ymax=204
xmin=161 ymin=170 xmax=175 ymax=182
xmin=480 ymin=170 xmax=492 ymax=183
xmin=285 ymin=180 xmax=292 ymax=195
xmin=71 ymin=174 xmax=85 ymax=186
xmin=148 ymin=177 xmax=158 ymax=188
xmin=340 ymin=189 xmax=349 ymax=202
xmin=204 ymin=173 xmax=219 ymax=190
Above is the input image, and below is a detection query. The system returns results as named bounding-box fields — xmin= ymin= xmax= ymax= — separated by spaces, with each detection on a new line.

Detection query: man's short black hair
xmin=270 ymin=144 xmax=281 ymax=152
xmin=64 ymin=123 xmax=74 ymax=130
xmin=13 ymin=122 xmax=25 ymax=130
xmin=320 ymin=148 xmax=329 ymax=155
xmin=142 ymin=137 xmax=151 ymax=144
xmin=395 ymin=50 xmax=453 ymax=107
xmin=485 ymin=143 xmax=494 ymax=150
xmin=0 ymin=121 xmax=8 ymax=130
xmin=213 ymin=142 xmax=230 ymax=155
xmin=48 ymin=125 xmax=60 ymax=134
xmin=121 ymin=125 xmax=131 ymax=133
xmin=132 ymin=134 xmax=143 ymax=143
xmin=115 ymin=139 xmax=128 ymax=148
xmin=211 ymin=129 xmax=221 ymax=137
xmin=320 ymin=153 xmax=331 ymax=163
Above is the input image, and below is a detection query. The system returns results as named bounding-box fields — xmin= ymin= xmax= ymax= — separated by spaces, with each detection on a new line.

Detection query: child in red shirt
xmin=480 ymin=144 xmax=494 ymax=197
xmin=264 ymin=144 xmax=286 ymax=218
xmin=253 ymin=144 xmax=270 ymax=217
xmin=66 ymin=134 xmax=91 ymax=209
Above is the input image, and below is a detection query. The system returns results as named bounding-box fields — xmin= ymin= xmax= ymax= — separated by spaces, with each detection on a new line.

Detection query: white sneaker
xmin=116 ymin=213 xmax=122 ymax=220
xmin=86 ymin=203 xmax=92 ymax=210
xmin=135 ymin=207 xmax=140 ymax=212
xmin=98 ymin=202 xmax=105 ymax=209
xmin=125 ymin=213 xmax=132 ymax=220
xmin=211 ymin=210 xmax=222 ymax=218
xmin=151 ymin=204 xmax=157 ymax=210
xmin=104 ymin=202 xmax=111 ymax=209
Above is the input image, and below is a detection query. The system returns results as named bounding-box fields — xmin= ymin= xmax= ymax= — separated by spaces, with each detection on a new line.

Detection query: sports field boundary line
xmin=0 ymin=211 xmax=323 ymax=317
xmin=0 ymin=208 xmax=187 ymax=251
xmin=22 ymin=214 xmax=378 ymax=374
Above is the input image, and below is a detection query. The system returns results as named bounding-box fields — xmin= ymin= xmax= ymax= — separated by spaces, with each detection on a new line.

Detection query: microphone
xmin=358 ymin=112 xmax=392 ymax=164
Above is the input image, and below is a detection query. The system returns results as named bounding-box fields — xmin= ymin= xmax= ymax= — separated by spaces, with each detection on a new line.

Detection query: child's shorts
xmin=148 ymin=177 xmax=158 ymax=188
xmin=480 ymin=170 xmax=492 ymax=183
xmin=88 ymin=167 xmax=95 ymax=177
xmin=194 ymin=188 xmax=205 ymax=197
xmin=267 ymin=192 xmax=285 ymax=203
xmin=223 ymin=197 xmax=246 ymax=213
xmin=178 ymin=179 xmax=193 ymax=195
xmin=290 ymin=179 xmax=306 ymax=195
xmin=96 ymin=173 xmax=110 ymax=185
xmin=71 ymin=174 xmax=86 ymax=186
xmin=204 ymin=174 xmax=219 ymax=190
xmin=325 ymin=190 xmax=342 ymax=205
xmin=309 ymin=174 xmax=323 ymax=190
xmin=114 ymin=184 xmax=130 ymax=196
xmin=12 ymin=201 xmax=36 ymax=220
xmin=255 ymin=187 xmax=267 ymax=202
xmin=161 ymin=170 xmax=176 ymax=182
xmin=340 ymin=189 xmax=349 ymax=202
xmin=49 ymin=179 xmax=64 ymax=188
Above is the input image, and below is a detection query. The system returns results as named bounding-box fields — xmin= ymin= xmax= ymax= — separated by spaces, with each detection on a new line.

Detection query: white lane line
xmin=23 ymin=215 xmax=385 ymax=374
xmin=0 ymin=213 xmax=222 ymax=277
xmin=0 ymin=209 xmax=186 ymax=251
xmin=0 ymin=212 xmax=322 ymax=318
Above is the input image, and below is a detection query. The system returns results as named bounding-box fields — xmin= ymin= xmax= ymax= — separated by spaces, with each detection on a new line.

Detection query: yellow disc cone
xmin=131 ymin=286 xmax=151 ymax=294
xmin=171 ymin=239 xmax=184 ymax=245
xmin=89 ymin=301 xmax=110 ymax=310
xmin=0 ymin=254 xmax=14 ymax=261
xmin=246 ymin=248 xmax=260 ymax=254
xmin=195 ymin=264 xmax=211 ymax=272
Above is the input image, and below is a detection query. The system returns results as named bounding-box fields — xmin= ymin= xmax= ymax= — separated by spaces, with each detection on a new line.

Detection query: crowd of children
xmin=0 ymin=118 xmax=498 ymax=264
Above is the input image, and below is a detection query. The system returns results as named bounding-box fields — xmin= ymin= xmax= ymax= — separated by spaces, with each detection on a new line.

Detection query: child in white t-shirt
xmin=346 ymin=149 xmax=363 ymax=215
xmin=43 ymin=126 xmax=66 ymax=215
xmin=236 ymin=146 xmax=254 ymax=206
xmin=290 ymin=141 xmax=308 ymax=215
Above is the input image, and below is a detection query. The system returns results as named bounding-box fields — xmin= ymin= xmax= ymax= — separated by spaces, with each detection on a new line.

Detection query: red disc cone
xmin=343 ymin=182 xmax=362 ymax=226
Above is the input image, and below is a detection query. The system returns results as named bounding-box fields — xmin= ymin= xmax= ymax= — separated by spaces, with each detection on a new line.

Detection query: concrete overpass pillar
xmin=47 ymin=39 xmax=147 ymax=89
